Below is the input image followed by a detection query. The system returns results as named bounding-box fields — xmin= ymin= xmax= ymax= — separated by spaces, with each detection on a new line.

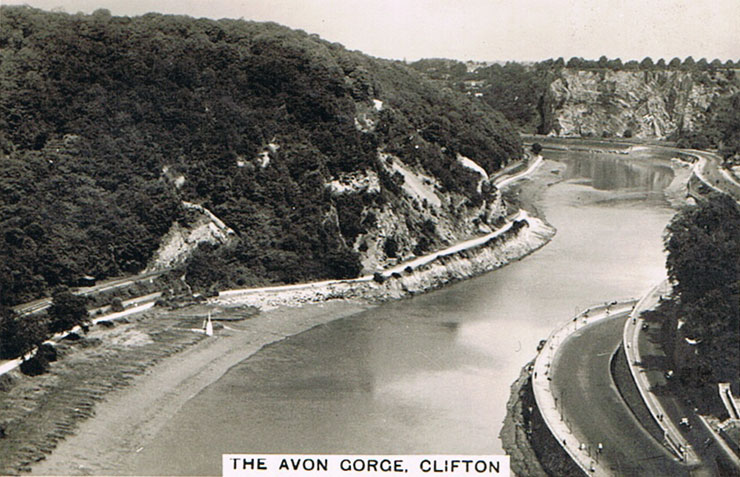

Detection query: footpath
xmin=532 ymin=300 xmax=636 ymax=476
xmin=622 ymin=281 xmax=697 ymax=463
xmin=624 ymin=281 xmax=740 ymax=471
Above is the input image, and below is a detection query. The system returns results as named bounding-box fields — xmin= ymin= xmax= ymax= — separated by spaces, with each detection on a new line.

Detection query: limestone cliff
xmin=326 ymin=151 xmax=506 ymax=275
xmin=146 ymin=202 xmax=236 ymax=271
xmin=549 ymin=69 xmax=738 ymax=139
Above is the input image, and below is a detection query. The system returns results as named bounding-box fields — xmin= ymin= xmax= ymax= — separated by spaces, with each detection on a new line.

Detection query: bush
xmin=110 ymin=297 xmax=124 ymax=312
xmin=48 ymin=291 xmax=89 ymax=333
xmin=37 ymin=343 xmax=57 ymax=362
xmin=383 ymin=237 xmax=399 ymax=258
xmin=0 ymin=308 xmax=48 ymax=359
xmin=20 ymin=355 xmax=49 ymax=376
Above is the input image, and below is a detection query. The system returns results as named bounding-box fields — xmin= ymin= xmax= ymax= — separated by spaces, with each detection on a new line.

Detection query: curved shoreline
xmin=21 ymin=140 xmax=680 ymax=474
xmin=25 ymin=217 xmax=555 ymax=475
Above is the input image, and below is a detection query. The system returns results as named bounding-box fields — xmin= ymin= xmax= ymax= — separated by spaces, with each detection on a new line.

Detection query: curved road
xmin=687 ymin=149 xmax=740 ymax=201
xmin=550 ymin=314 xmax=690 ymax=476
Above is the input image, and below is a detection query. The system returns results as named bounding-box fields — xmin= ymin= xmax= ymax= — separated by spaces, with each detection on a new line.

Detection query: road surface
xmin=11 ymin=270 xmax=167 ymax=316
xmin=550 ymin=314 xmax=691 ymax=476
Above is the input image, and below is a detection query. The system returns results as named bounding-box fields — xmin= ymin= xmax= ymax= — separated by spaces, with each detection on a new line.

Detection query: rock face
xmin=338 ymin=153 xmax=507 ymax=274
xmin=146 ymin=202 xmax=235 ymax=271
xmin=549 ymin=69 xmax=738 ymax=139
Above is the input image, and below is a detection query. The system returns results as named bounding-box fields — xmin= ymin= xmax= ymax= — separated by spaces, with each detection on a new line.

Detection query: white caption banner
xmin=223 ymin=455 xmax=509 ymax=477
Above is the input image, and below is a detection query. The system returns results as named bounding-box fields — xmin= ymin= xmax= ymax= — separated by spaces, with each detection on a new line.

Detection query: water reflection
xmin=548 ymin=150 xmax=674 ymax=192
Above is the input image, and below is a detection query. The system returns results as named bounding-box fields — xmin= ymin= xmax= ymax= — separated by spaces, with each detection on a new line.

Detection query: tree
xmin=682 ymin=56 xmax=696 ymax=69
xmin=607 ymin=58 xmax=623 ymax=70
xmin=531 ymin=143 xmax=543 ymax=155
xmin=47 ymin=290 xmax=89 ymax=333
xmin=383 ymin=236 xmax=398 ymax=258
xmin=656 ymin=58 xmax=666 ymax=68
xmin=665 ymin=193 xmax=740 ymax=303
xmin=566 ymin=57 xmax=583 ymax=69
xmin=0 ymin=307 xmax=48 ymax=359
xmin=640 ymin=57 xmax=655 ymax=69
xmin=623 ymin=60 xmax=639 ymax=71
xmin=668 ymin=57 xmax=682 ymax=68
xmin=663 ymin=193 xmax=740 ymax=386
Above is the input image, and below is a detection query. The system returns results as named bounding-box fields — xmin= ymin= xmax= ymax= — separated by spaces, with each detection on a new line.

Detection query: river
xmin=131 ymin=149 xmax=678 ymax=475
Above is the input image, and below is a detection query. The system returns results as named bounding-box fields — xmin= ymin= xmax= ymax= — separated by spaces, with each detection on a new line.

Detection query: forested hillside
xmin=0 ymin=6 xmax=521 ymax=307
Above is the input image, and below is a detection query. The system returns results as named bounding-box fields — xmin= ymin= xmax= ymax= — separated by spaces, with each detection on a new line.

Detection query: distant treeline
xmin=546 ymin=55 xmax=737 ymax=71
xmin=0 ymin=6 xmax=521 ymax=307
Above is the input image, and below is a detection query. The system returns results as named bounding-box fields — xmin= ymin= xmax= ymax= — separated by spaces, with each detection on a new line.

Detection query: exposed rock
xmin=326 ymin=170 xmax=381 ymax=196
xmin=146 ymin=202 xmax=235 ymax=271
xmin=550 ymin=70 xmax=738 ymax=139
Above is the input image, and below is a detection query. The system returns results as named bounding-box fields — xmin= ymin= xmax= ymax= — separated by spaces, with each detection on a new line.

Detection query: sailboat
xmin=203 ymin=312 xmax=213 ymax=337
xmin=190 ymin=312 xmax=214 ymax=336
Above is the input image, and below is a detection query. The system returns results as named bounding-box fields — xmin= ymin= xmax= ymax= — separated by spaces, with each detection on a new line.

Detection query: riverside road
xmin=550 ymin=314 xmax=690 ymax=476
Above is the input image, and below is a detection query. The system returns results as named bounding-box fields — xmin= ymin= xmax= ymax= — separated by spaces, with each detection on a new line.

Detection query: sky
xmin=1 ymin=0 xmax=738 ymax=62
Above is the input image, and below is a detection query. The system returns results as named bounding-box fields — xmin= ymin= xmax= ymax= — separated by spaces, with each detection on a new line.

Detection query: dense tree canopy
xmin=664 ymin=193 xmax=740 ymax=385
xmin=0 ymin=6 xmax=522 ymax=305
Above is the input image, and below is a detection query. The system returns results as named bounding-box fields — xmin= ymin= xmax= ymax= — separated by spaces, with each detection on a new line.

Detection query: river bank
xmin=212 ymin=212 xmax=555 ymax=310
xmin=4 ymin=181 xmax=554 ymax=474
xmin=25 ymin=301 xmax=369 ymax=475
xmin=10 ymin=142 xmax=678 ymax=474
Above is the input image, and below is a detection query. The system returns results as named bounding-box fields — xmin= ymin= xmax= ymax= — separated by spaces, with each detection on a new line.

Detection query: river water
xmin=132 ymin=150 xmax=677 ymax=475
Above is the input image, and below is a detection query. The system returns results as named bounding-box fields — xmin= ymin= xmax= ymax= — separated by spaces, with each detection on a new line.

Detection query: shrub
xmin=372 ymin=272 xmax=386 ymax=284
xmin=110 ymin=297 xmax=124 ymax=312
xmin=48 ymin=291 xmax=89 ymax=334
xmin=37 ymin=343 xmax=57 ymax=362
xmin=0 ymin=308 xmax=48 ymax=359
xmin=20 ymin=355 xmax=49 ymax=376
xmin=383 ymin=237 xmax=399 ymax=258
